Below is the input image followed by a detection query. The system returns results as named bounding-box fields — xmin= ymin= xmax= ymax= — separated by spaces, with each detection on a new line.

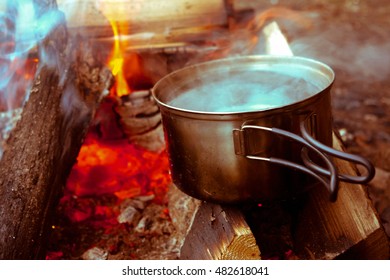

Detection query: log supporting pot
xmin=152 ymin=55 xmax=374 ymax=204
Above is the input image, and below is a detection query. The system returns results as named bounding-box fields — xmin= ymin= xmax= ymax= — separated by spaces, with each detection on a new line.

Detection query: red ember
xmin=47 ymin=120 xmax=172 ymax=259
xmin=64 ymin=129 xmax=171 ymax=206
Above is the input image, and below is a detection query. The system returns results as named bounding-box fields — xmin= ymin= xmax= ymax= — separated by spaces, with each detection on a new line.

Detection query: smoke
xmin=289 ymin=21 xmax=390 ymax=82
xmin=184 ymin=6 xmax=390 ymax=112
xmin=58 ymin=0 xmax=107 ymax=29
xmin=0 ymin=0 xmax=65 ymax=111
xmin=0 ymin=1 xmax=113 ymax=161
xmin=0 ymin=1 xmax=104 ymax=109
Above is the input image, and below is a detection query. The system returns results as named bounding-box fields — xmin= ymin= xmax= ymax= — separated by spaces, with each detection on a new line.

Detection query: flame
xmin=97 ymin=1 xmax=147 ymax=96
xmin=107 ymin=20 xmax=131 ymax=97
xmin=47 ymin=1 xmax=166 ymax=259
xmin=98 ymin=1 xmax=145 ymax=96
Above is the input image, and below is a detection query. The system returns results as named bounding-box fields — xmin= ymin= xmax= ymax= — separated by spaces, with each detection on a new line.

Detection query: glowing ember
xmin=47 ymin=1 xmax=169 ymax=259
xmin=47 ymin=124 xmax=171 ymax=259
xmin=65 ymin=130 xmax=171 ymax=205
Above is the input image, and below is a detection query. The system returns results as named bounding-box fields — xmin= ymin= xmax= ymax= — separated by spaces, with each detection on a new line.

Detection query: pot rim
xmin=152 ymin=55 xmax=335 ymax=119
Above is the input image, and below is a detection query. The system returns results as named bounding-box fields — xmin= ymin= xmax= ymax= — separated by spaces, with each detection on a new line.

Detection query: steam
xmin=168 ymin=69 xmax=319 ymax=113
xmin=165 ymin=7 xmax=390 ymax=115
xmin=263 ymin=21 xmax=293 ymax=56
xmin=166 ymin=20 xmax=300 ymax=114
xmin=289 ymin=21 xmax=390 ymax=82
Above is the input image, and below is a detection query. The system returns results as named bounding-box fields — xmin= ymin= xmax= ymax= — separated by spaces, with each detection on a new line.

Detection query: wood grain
xmin=168 ymin=184 xmax=261 ymax=260
xmin=167 ymin=135 xmax=388 ymax=260
xmin=292 ymin=134 xmax=389 ymax=259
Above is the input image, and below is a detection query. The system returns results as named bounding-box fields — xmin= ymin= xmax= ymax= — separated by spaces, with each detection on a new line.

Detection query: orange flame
xmin=98 ymin=0 xmax=147 ymax=96
xmin=107 ymin=20 xmax=131 ymax=97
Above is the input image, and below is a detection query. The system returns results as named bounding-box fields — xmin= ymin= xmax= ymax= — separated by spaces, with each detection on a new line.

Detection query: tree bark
xmin=0 ymin=0 xmax=113 ymax=259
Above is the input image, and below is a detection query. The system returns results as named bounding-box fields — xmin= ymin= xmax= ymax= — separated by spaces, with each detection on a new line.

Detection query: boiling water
xmin=168 ymin=70 xmax=321 ymax=113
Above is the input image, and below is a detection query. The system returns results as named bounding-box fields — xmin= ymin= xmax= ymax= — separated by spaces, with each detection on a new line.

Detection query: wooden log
xmin=167 ymin=135 xmax=388 ymax=260
xmin=58 ymin=0 xmax=229 ymax=31
xmin=245 ymin=134 xmax=389 ymax=260
xmin=0 ymin=109 xmax=22 ymax=158
xmin=291 ymin=134 xmax=389 ymax=260
xmin=0 ymin=1 xmax=113 ymax=259
xmin=168 ymin=184 xmax=261 ymax=260
xmin=57 ymin=0 xmax=250 ymax=54
xmin=116 ymin=90 xmax=161 ymax=135
xmin=115 ymin=90 xmax=165 ymax=152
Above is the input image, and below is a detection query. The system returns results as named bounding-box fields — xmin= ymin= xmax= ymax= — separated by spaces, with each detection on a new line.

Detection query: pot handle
xmin=234 ymin=121 xmax=375 ymax=201
xmin=235 ymin=124 xmax=340 ymax=201
xmin=299 ymin=121 xmax=375 ymax=185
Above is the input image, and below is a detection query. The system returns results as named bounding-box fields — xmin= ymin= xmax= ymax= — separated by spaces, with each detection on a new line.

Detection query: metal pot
xmin=152 ymin=55 xmax=374 ymax=204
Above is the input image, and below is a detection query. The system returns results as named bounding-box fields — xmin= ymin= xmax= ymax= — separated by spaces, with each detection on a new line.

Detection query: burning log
xmin=115 ymin=90 xmax=165 ymax=152
xmin=168 ymin=184 xmax=261 ymax=260
xmin=0 ymin=0 xmax=113 ymax=259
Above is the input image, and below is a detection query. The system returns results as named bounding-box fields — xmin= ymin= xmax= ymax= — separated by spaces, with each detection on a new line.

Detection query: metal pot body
xmin=152 ymin=56 xmax=367 ymax=203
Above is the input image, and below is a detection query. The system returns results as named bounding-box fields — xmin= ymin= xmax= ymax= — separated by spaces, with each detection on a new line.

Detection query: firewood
xmin=0 ymin=0 xmax=113 ymax=259
xmin=115 ymin=90 xmax=165 ymax=152
xmin=0 ymin=109 xmax=22 ymax=158
xmin=168 ymin=184 xmax=261 ymax=260
xmin=167 ymin=135 xmax=388 ymax=260
xmin=59 ymin=0 xmax=231 ymax=33
xmin=245 ymin=134 xmax=389 ymax=260
xmin=291 ymin=134 xmax=389 ymax=260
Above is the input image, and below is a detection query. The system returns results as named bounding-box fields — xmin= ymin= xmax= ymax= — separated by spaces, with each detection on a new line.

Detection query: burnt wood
xmin=0 ymin=0 xmax=113 ymax=259
xmin=115 ymin=90 xmax=165 ymax=152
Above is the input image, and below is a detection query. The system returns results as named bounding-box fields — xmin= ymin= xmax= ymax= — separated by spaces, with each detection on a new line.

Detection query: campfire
xmin=45 ymin=0 xmax=249 ymax=260
xmin=0 ymin=0 xmax=388 ymax=260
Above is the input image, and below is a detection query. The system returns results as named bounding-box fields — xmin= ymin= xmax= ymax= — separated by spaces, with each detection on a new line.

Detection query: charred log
xmin=0 ymin=0 xmax=113 ymax=259
xmin=115 ymin=90 xmax=165 ymax=152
